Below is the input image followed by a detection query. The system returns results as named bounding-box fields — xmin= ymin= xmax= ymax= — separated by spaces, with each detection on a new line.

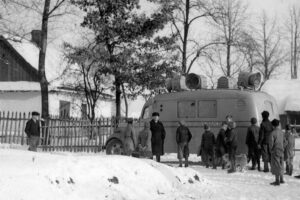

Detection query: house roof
xmin=261 ymin=79 xmax=300 ymax=114
xmin=5 ymin=36 xmax=65 ymax=87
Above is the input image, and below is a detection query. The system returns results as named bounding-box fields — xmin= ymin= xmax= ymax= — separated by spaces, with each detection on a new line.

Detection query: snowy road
xmin=161 ymin=146 xmax=300 ymax=200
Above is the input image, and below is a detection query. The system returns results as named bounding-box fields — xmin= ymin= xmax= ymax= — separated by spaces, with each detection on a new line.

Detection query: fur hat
xmin=31 ymin=111 xmax=40 ymax=116
xmin=271 ymin=119 xmax=280 ymax=127
xmin=204 ymin=124 xmax=209 ymax=130
xmin=152 ymin=112 xmax=159 ymax=117
xmin=261 ymin=111 xmax=269 ymax=119
xmin=250 ymin=117 xmax=257 ymax=125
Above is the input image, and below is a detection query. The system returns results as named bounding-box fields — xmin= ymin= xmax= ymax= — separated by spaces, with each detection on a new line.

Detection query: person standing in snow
xmin=215 ymin=121 xmax=228 ymax=169
xmin=246 ymin=117 xmax=261 ymax=171
xmin=258 ymin=111 xmax=273 ymax=172
xmin=283 ymin=124 xmax=295 ymax=176
xmin=225 ymin=122 xmax=238 ymax=173
xmin=123 ymin=118 xmax=136 ymax=156
xmin=150 ymin=112 xmax=166 ymax=162
xmin=269 ymin=119 xmax=285 ymax=186
xmin=176 ymin=120 xmax=192 ymax=167
xmin=200 ymin=124 xmax=216 ymax=168
xmin=137 ymin=121 xmax=152 ymax=158
xmin=25 ymin=111 xmax=41 ymax=151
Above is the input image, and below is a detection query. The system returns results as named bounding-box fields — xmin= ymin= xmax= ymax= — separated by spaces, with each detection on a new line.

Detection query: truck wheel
xmin=106 ymin=139 xmax=124 ymax=155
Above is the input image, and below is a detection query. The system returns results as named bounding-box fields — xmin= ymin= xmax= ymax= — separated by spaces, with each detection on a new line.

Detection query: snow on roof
xmin=7 ymin=38 xmax=65 ymax=85
xmin=285 ymin=95 xmax=300 ymax=112
xmin=0 ymin=81 xmax=40 ymax=91
xmin=261 ymin=79 xmax=300 ymax=114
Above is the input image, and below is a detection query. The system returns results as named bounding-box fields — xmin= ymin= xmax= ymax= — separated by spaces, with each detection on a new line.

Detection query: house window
xmin=59 ymin=100 xmax=71 ymax=118
xmin=198 ymin=100 xmax=217 ymax=118
xmin=178 ymin=101 xmax=196 ymax=118
xmin=81 ymin=103 xmax=87 ymax=119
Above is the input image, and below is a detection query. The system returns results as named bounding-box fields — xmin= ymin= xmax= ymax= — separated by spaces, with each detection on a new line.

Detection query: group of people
xmin=124 ymin=110 xmax=298 ymax=186
xmin=198 ymin=115 xmax=238 ymax=173
xmin=246 ymin=111 xmax=296 ymax=186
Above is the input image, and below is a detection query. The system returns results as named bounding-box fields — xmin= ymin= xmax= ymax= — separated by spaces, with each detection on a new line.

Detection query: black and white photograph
xmin=1 ymin=0 xmax=300 ymax=199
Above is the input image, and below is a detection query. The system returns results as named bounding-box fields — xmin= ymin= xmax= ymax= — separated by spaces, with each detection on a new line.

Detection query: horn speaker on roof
xmin=237 ymin=72 xmax=261 ymax=89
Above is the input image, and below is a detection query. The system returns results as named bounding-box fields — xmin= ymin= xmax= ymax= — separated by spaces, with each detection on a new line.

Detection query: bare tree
xmin=286 ymin=5 xmax=300 ymax=79
xmin=238 ymin=31 xmax=260 ymax=72
xmin=157 ymin=0 xmax=221 ymax=74
xmin=4 ymin=0 xmax=72 ymax=118
xmin=255 ymin=12 xmax=286 ymax=88
xmin=63 ymin=43 xmax=111 ymax=123
xmin=210 ymin=0 xmax=249 ymax=77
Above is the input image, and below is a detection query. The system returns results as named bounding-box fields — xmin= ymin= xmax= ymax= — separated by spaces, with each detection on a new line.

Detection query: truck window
xmin=178 ymin=101 xmax=196 ymax=118
xmin=198 ymin=100 xmax=217 ymax=118
xmin=142 ymin=106 xmax=151 ymax=119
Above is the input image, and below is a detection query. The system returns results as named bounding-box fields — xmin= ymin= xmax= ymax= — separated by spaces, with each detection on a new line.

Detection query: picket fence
xmin=0 ymin=111 xmax=116 ymax=152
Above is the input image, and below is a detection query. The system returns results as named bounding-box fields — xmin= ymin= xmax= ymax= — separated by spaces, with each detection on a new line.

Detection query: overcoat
xmin=150 ymin=120 xmax=166 ymax=155
xmin=269 ymin=127 xmax=284 ymax=176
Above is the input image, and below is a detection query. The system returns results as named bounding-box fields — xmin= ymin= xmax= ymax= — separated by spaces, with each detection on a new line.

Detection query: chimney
xmin=31 ymin=30 xmax=42 ymax=48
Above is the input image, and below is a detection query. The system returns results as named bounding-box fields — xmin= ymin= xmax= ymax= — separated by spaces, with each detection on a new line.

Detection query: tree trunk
xmin=115 ymin=77 xmax=122 ymax=119
xmin=121 ymin=83 xmax=128 ymax=118
xmin=39 ymin=0 xmax=50 ymax=119
xmin=182 ymin=0 xmax=190 ymax=74
xmin=293 ymin=29 xmax=298 ymax=79
xmin=226 ymin=44 xmax=231 ymax=77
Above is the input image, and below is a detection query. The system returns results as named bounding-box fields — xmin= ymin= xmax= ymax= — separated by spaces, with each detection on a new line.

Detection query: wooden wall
xmin=0 ymin=39 xmax=39 ymax=82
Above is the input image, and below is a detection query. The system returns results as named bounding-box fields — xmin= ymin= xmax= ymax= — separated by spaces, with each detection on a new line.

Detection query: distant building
xmin=0 ymin=31 xmax=114 ymax=118
xmin=261 ymin=79 xmax=300 ymax=127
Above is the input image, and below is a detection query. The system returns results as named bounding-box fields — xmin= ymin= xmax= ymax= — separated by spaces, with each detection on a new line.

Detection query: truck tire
xmin=106 ymin=139 xmax=124 ymax=155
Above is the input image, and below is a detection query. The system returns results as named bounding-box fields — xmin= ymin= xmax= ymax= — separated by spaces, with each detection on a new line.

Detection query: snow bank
xmin=261 ymin=79 xmax=300 ymax=114
xmin=0 ymin=149 xmax=207 ymax=200
xmin=0 ymin=81 xmax=40 ymax=91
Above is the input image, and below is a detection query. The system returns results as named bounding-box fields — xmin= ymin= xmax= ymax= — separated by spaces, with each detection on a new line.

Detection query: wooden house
xmin=0 ymin=31 xmax=114 ymax=118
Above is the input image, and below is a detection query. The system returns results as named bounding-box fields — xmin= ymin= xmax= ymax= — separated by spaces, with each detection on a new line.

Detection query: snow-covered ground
xmin=1 ymin=139 xmax=300 ymax=200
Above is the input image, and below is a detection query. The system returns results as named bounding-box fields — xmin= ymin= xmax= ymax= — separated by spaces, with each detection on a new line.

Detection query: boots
xmin=263 ymin=162 xmax=269 ymax=172
xmin=280 ymin=175 xmax=285 ymax=184
xmin=179 ymin=159 xmax=183 ymax=167
xmin=184 ymin=158 xmax=189 ymax=167
xmin=156 ymin=155 xmax=161 ymax=162
xmin=270 ymin=175 xmax=280 ymax=186
xmin=257 ymin=161 xmax=261 ymax=171
xmin=289 ymin=165 xmax=293 ymax=176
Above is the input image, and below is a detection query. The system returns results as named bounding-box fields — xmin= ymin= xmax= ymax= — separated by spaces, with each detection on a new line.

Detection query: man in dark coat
xmin=150 ymin=112 xmax=166 ymax=162
xmin=176 ymin=120 xmax=192 ymax=167
xmin=246 ymin=117 xmax=261 ymax=171
xmin=226 ymin=121 xmax=238 ymax=173
xmin=258 ymin=111 xmax=273 ymax=172
xmin=200 ymin=124 xmax=216 ymax=168
xmin=215 ymin=121 xmax=228 ymax=169
xmin=269 ymin=119 xmax=284 ymax=186
xmin=25 ymin=111 xmax=40 ymax=151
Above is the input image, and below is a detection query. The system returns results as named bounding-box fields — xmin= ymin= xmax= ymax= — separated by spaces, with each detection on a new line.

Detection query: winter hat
xmin=261 ymin=111 xmax=269 ymax=119
xmin=152 ymin=112 xmax=160 ymax=117
xmin=250 ymin=117 xmax=257 ymax=125
xmin=32 ymin=111 xmax=40 ymax=116
xmin=127 ymin=118 xmax=133 ymax=124
xmin=204 ymin=124 xmax=209 ymax=130
xmin=271 ymin=119 xmax=280 ymax=127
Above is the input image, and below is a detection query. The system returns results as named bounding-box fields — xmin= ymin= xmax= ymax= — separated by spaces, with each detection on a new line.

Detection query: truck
xmin=105 ymin=72 xmax=279 ymax=155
